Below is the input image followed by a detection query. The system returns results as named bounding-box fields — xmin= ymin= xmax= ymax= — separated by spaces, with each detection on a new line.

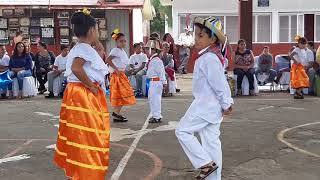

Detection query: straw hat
xmin=193 ymin=17 xmax=227 ymax=44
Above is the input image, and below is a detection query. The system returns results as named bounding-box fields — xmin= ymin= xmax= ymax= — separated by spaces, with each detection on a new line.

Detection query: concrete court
xmin=0 ymin=75 xmax=320 ymax=180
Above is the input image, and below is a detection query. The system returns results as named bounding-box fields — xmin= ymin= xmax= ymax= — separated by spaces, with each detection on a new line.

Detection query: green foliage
xmin=150 ymin=0 xmax=172 ymax=36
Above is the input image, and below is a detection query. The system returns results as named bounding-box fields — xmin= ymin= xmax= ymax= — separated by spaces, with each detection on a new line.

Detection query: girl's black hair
xmin=298 ymin=37 xmax=307 ymax=44
xmin=13 ymin=42 xmax=26 ymax=57
xmin=237 ymin=39 xmax=246 ymax=45
xmin=162 ymin=33 xmax=171 ymax=41
xmin=71 ymin=11 xmax=96 ymax=38
xmin=38 ymin=41 xmax=47 ymax=49
xmin=111 ymin=32 xmax=125 ymax=41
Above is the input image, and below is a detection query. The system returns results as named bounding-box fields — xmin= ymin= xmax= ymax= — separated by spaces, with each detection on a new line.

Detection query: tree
xmin=150 ymin=0 xmax=172 ymax=37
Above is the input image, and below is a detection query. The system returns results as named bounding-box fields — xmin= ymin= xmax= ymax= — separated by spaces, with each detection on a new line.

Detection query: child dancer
xmin=53 ymin=9 xmax=110 ymax=180
xmin=175 ymin=17 xmax=233 ymax=180
xmin=146 ymin=37 xmax=167 ymax=123
xmin=290 ymin=36 xmax=312 ymax=99
xmin=106 ymin=29 xmax=136 ymax=122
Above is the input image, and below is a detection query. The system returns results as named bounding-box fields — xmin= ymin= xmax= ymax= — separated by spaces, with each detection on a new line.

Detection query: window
xmin=252 ymin=14 xmax=271 ymax=42
xmin=279 ymin=14 xmax=304 ymax=43
xmin=225 ymin=16 xmax=239 ymax=43
xmin=315 ymin=15 xmax=320 ymax=42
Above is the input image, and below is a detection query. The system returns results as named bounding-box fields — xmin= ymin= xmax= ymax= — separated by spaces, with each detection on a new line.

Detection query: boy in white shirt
xmin=146 ymin=38 xmax=167 ymax=123
xmin=175 ymin=17 xmax=233 ymax=180
xmin=46 ymin=45 xmax=69 ymax=98
xmin=127 ymin=43 xmax=148 ymax=96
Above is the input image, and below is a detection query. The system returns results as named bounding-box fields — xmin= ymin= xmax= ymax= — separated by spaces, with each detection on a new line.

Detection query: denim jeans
xmin=8 ymin=70 xmax=32 ymax=91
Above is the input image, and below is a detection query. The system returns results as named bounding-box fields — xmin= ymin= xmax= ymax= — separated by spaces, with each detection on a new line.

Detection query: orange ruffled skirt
xmin=54 ymin=82 xmax=110 ymax=180
xmin=291 ymin=63 xmax=310 ymax=89
xmin=110 ymin=72 xmax=136 ymax=107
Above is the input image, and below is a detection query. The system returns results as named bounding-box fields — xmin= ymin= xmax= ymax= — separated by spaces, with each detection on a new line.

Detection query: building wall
xmin=132 ymin=9 xmax=144 ymax=44
xmin=172 ymin=0 xmax=320 ymax=72
xmin=172 ymin=0 xmax=320 ymax=41
xmin=105 ymin=9 xmax=130 ymax=54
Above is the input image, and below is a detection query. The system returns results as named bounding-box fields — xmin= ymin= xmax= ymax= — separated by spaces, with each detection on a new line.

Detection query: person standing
xmin=160 ymin=42 xmax=175 ymax=96
xmin=45 ymin=45 xmax=69 ymax=98
xmin=290 ymin=36 xmax=312 ymax=99
xmin=34 ymin=41 xmax=56 ymax=94
xmin=146 ymin=37 xmax=167 ymax=123
xmin=307 ymin=41 xmax=318 ymax=95
xmin=176 ymin=17 xmax=233 ymax=180
xmin=8 ymin=42 xmax=33 ymax=99
xmin=233 ymin=39 xmax=256 ymax=96
xmin=177 ymin=27 xmax=194 ymax=74
xmin=53 ymin=9 xmax=110 ymax=180
xmin=255 ymin=46 xmax=277 ymax=85
xmin=106 ymin=29 xmax=136 ymax=122
xmin=127 ymin=43 xmax=148 ymax=97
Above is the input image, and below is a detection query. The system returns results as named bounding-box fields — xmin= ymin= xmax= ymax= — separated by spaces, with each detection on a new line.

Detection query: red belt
xmin=150 ymin=77 xmax=160 ymax=81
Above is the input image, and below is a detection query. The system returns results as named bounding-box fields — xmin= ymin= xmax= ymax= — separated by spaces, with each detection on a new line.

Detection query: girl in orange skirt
xmin=106 ymin=29 xmax=136 ymax=122
xmin=53 ymin=9 xmax=110 ymax=180
xmin=290 ymin=36 xmax=312 ymax=99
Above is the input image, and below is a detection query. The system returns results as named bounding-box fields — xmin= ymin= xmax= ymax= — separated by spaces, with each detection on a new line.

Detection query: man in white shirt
xmin=46 ymin=45 xmax=69 ymax=98
xmin=0 ymin=45 xmax=10 ymax=98
xmin=126 ymin=43 xmax=148 ymax=96
xmin=177 ymin=27 xmax=194 ymax=74
xmin=175 ymin=17 xmax=233 ymax=180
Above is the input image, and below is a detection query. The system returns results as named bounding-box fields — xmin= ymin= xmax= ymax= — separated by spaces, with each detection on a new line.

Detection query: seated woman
xmin=34 ymin=42 xmax=56 ymax=94
xmin=160 ymin=42 xmax=176 ymax=96
xmin=255 ymin=46 xmax=277 ymax=85
xmin=233 ymin=39 xmax=256 ymax=96
xmin=8 ymin=42 xmax=33 ymax=99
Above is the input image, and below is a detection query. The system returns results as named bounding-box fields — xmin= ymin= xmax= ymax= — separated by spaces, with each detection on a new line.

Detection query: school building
xmin=0 ymin=0 xmax=153 ymax=55
xmin=169 ymin=0 xmax=320 ymax=71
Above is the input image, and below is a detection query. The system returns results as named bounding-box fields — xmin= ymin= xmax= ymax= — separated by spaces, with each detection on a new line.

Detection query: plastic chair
xmin=234 ymin=75 xmax=259 ymax=96
xmin=11 ymin=77 xmax=38 ymax=97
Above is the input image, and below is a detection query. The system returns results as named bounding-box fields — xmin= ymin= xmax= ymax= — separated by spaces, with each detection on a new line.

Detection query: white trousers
xmin=175 ymin=112 xmax=222 ymax=180
xmin=148 ymin=81 xmax=163 ymax=119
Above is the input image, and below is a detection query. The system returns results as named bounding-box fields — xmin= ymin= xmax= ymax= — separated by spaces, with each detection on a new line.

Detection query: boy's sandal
xmin=194 ymin=161 xmax=218 ymax=180
xmin=149 ymin=118 xmax=162 ymax=123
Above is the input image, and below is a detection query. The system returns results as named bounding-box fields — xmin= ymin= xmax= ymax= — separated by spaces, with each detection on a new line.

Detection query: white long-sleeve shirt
xmin=188 ymin=47 xmax=233 ymax=122
xmin=146 ymin=54 xmax=167 ymax=85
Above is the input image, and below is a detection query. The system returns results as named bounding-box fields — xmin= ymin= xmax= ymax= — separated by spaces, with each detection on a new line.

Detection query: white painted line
xmin=110 ymin=114 xmax=152 ymax=180
xmin=256 ymin=106 xmax=274 ymax=111
xmin=277 ymin=122 xmax=320 ymax=158
xmin=281 ymin=107 xmax=306 ymax=111
xmin=46 ymin=144 xmax=56 ymax=149
xmin=0 ymin=154 xmax=31 ymax=164
xmin=34 ymin=112 xmax=54 ymax=116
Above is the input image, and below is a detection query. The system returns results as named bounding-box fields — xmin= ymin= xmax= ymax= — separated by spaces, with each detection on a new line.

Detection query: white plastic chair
xmin=234 ymin=75 xmax=259 ymax=96
xmin=11 ymin=77 xmax=38 ymax=97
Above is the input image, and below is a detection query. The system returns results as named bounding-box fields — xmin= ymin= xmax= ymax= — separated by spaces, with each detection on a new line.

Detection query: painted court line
xmin=0 ymin=154 xmax=31 ymax=164
xmin=2 ymin=139 xmax=33 ymax=159
xmin=281 ymin=107 xmax=306 ymax=110
xmin=256 ymin=106 xmax=274 ymax=111
xmin=277 ymin=122 xmax=320 ymax=158
xmin=111 ymin=114 xmax=152 ymax=180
